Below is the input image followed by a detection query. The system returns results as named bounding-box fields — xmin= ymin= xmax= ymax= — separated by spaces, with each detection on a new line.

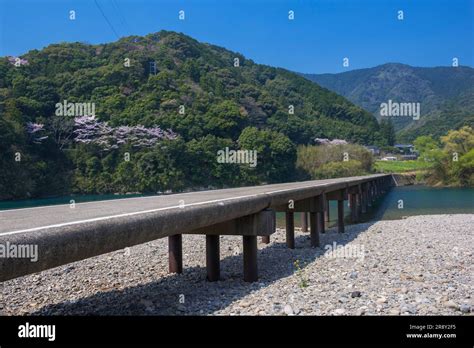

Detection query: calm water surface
xmin=276 ymin=185 xmax=473 ymax=228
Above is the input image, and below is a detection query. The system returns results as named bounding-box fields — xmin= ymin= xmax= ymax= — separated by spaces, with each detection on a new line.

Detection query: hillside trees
xmin=413 ymin=126 xmax=474 ymax=186
xmin=379 ymin=119 xmax=396 ymax=146
xmin=296 ymin=144 xmax=374 ymax=179
xmin=238 ymin=127 xmax=296 ymax=183
xmin=0 ymin=31 xmax=383 ymax=199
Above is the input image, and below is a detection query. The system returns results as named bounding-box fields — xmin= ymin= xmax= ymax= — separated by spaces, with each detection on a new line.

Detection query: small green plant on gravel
xmin=293 ymin=259 xmax=309 ymax=288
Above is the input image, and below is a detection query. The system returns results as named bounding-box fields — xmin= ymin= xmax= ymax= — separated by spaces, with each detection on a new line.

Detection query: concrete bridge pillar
xmin=348 ymin=185 xmax=361 ymax=223
xmin=168 ymin=234 xmax=183 ymax=274
xmin=350 ymin=193 xmax=358 ymax=223
xmin=185 ymin=209 xmax=275 ymax=283
xmin=327 ymin=189 xmax=347 ymax=233
xmin=301 ymin=212 xmax=308 ymax=232
xmin=243 ymin=235 xmax=258 ymax=282
xmin=325 ymin=197 xmax=330 ymax=222
xmin=318 ymin=194 xmax=326 ymax=234
xmin=337 ymin=200 xmax=344 ymax=233
xmin=206 ymin=235 xmax=220 ymax=281
xmin=310 ymin=211 xmax=320 ymax=247
xmin=357 ymin=184 xmax=363 ymax=218
xmin=361 ymin=183 xmax=368 ymax=213
xmin=308 ymin=195 xmax=325 ymax=247
xmin=367 ymin=182 xmax=373 ymax=206
xmin=286 ymin=211 xmax=295 ymax=249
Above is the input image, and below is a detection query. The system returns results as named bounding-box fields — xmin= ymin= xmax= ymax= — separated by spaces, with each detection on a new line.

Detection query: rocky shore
xmin=0 ymin=214 xmax=472 ymax=316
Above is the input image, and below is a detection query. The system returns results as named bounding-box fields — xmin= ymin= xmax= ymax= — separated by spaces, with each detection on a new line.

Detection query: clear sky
xmin=0 ymin=0 xmax=473 ymax=73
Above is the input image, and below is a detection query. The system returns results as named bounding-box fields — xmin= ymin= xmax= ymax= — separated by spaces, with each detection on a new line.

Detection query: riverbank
xmin=0 ymin=214 xmax=472 ymax=315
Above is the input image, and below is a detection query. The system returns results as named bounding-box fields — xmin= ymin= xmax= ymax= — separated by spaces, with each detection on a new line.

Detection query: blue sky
xmin=0 ymin=0 xmax=472 ymax=73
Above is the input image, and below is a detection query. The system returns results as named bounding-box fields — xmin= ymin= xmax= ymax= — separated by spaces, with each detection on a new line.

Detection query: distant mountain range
xmin=302 ymin=63 xmax=474 ymax=142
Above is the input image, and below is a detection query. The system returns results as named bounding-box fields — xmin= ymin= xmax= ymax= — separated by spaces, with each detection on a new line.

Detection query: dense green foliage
xmin=0 ymin=31 xmax=385 ymax=200
xmin=296 ymin=144 xmax=373 ymax=179
xmin=378 ymin=119 xmax=396 ymax=146
xmin=412 ymin=126 xmax=474 ymax=186
xmin=304 ymin=63 xmax=474 ymax=142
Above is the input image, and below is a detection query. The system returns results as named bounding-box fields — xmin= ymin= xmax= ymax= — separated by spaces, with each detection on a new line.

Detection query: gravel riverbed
xmin=1 ymin=214 xmax=472 ymax=316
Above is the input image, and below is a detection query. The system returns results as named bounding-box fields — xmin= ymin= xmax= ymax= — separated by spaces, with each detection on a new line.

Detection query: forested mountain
xmin=0 ymin=31 xmax=383 ymax=200
xmin=303 ymin=63 xmax=474 ymax=141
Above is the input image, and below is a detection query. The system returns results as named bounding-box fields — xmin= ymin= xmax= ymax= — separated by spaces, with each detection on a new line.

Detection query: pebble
xmin=0 ymin=214 xmax=472 ymax=316
xmin=400 ymin=304 xmax=417 ymax=314
xmin=283 ymin=304 xmax=294 ymax=316
xmin=443 ymin=300 xmax=458 ymax=310
xmin=239 ymin=301 xmax=251 ymax=308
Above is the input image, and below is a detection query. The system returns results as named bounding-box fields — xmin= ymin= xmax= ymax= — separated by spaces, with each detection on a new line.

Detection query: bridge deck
xmin=0 ymin=176 xmax=383 ymax=235
xmin=0 ymin=174 xmax=391 ymax=281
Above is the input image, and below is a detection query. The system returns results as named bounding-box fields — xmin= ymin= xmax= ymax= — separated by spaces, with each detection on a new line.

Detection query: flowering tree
xmin=314 ymin=138 xmax=348 ymax=145
xmin=26 ymin=122 xmax=48 ymax=144
xmin=73 ymin=116 xmax=114 ymax=148
xmin=73 ymin=116 xmax=177 ymax=150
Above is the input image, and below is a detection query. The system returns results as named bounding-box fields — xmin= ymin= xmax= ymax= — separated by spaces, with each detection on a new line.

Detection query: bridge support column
xmin=206 ymin=235 xmax=220 ymax=281
xmin=261 ymin=236 xmax=270 ymax=244
xmin=188 ymin=210 xmax=274 ymax=282
xmin=243 ymin=236 xmax=258 ymax=282
xmin=309 ymin=212 xmax=320 ymax=247
xmin=367 ymin=183 xmax=372 ymax=206
xmin=361 ymin=184 xmax=368 ymax=214
xmin=350 ymin=185 xmax=362 ymax=223
xmin=325 ymin=198 xmax=330 ymax=222
xmin=317 ymin=194 xmax=325 ymax=234
xmin=357 ymin=193 xmax=362 ymax=217
xmin=327 ymin=189 xmax=347 ymax=233
xmin=319 ymin=211 xmax=325 ymax=234
xmin=301 ymin=212 xmax=308 ymax=232
xmin=368 ymin=182 xmax=372 ymax=203
xmin=350 ymin=193 xmax=357 ymax=223
xmin=286 ymin=211 xmax=295 ymax=249
xmin=168 ymin=234 xmax=183 ymax=274
xmin=337 ymin=200 xmax=344 ymax=233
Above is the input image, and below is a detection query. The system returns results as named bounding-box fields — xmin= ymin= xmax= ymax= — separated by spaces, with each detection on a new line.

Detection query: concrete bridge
xmin=0 ymin=174 xmax=393 ymax=282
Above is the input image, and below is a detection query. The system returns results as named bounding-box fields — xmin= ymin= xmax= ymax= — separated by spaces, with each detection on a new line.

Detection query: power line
xmin=94 ymin=0 xmax=120 ymax=39
xmin=112 ymin=0 xmax=131 ymax=33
